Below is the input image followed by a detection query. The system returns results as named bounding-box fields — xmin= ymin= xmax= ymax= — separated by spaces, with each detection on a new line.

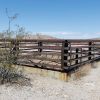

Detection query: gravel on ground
xmin=0 ymin=63 xmax=100 ymax=100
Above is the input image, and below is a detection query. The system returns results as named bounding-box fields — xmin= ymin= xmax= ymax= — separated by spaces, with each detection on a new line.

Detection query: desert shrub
xmin=0 ymin=32 xmax=30 ymax=85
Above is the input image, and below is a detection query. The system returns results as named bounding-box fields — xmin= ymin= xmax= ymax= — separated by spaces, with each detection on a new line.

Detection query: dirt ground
xmin=0 ymin=62 xmax=100 ymax=100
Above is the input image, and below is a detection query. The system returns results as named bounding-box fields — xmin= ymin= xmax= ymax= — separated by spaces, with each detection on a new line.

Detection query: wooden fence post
xmin=75 ymin=48 xmax=79 ymax=64
xmin=61 ymin=40 xmax=69 ymax=70
xmin=11 ymin=40 xmax=19 ymax=64
xmin=80 ymin=48 xmax=82 ymax=63
xmin=88 ymin=42 xmax=92 ymax=60
xmin=38 ymin=41 xmax=43 ymax=53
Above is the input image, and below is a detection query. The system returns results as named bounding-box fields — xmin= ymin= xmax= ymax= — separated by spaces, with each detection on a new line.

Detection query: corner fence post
xmin=88 ymin=42 xmax=92 ymax=60
xmin=75 ymin=48 xmax=79 ymax=64
xmin=61 ymin=40 xmax=69 ymax=70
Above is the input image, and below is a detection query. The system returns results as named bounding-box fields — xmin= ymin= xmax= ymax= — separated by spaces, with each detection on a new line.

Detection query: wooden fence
xmin=0 ymin=39 xmax=100 ymax=73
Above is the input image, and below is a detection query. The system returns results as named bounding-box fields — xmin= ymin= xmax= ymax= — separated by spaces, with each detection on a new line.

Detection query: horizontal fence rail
xmin=0 ymin=38 xmax=100 ymax=72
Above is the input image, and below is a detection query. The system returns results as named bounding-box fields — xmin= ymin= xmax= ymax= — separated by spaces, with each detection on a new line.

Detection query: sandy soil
xmin=0 ymin=63 xmax=100 ymax=100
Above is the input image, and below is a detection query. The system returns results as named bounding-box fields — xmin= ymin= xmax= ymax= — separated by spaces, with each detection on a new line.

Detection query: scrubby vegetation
xmin=0 ymin=28 xmax=30 ymax=85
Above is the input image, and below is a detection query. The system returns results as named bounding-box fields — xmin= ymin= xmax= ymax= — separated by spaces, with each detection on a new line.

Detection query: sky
xmin=0 ymin=0 xmax=100 ymax=39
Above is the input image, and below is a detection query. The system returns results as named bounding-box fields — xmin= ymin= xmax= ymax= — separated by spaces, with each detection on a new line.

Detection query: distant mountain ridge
xmin=22 ymin=34 xmax=57 ymax=39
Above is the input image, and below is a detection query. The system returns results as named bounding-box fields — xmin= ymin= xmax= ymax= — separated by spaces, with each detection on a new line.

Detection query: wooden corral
xmin=0 ymin=38 xmax=100 ymax=80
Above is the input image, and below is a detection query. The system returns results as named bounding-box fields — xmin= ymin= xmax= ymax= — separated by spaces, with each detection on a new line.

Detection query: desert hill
xmin=22 ymin=34 xmax=57 ymax=40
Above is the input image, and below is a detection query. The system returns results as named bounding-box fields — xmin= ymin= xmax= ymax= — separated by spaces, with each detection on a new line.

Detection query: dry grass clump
xmin=91 ymin=62 xmax=98 ymax=68
xmin=73 ymin=64 xmax=91 ymax=80
xmin=0 ymin=64 xmax=31 ymax=86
